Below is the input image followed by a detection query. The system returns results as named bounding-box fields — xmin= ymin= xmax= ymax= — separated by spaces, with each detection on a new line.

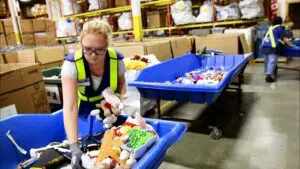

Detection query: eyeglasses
xmin=82 ymin=46 xmax=107 ymax=55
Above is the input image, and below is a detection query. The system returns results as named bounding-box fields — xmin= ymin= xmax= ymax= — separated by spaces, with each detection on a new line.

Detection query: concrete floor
xmin=158 ymin=59 xmax=300 ymax=169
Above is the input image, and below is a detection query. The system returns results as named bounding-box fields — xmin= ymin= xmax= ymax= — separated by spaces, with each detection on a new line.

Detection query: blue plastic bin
xmin=0 ymin=111 xmax=186 ymax=169
xmin=281 ymin=40 xmax=300 ymax=57
xmin=129 ymin=53 xmax=253 ymax=104
xmin=281 ymin=46 xmax=300 ymax=57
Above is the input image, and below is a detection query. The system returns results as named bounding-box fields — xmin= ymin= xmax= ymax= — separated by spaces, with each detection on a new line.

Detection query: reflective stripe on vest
xmin=262 ymin=25 xmax=281 ymax=48
xmin=75 ymin=48 xmax=118 ymax=102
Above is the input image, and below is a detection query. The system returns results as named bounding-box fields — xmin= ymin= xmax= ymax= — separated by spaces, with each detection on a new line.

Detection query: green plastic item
xmin=128 ymin=128 xmax=154 ymax=150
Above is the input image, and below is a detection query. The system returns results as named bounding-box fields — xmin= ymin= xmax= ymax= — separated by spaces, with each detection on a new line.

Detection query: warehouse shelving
xmin=62 ymin=0 xmax=172 ymax=20
xmin=55 ymin=0 xmax=272 ymax=41
xmin=57 ymin=17 xmax=268 ymax=41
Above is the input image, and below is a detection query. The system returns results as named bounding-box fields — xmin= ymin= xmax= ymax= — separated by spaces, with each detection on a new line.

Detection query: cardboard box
xmin=2 ymin=19 xmax=14 ymax=34
xmin=3 ymin=49 xmax=36 ymax=63
xmin=195 ymin=34 xmax=249 ymax=54
xmin=34 ymin=32 xmax=57 ymax=46
xmin=20 ymin=20 xmax=33 ymax=33
xmin=34 ymin=32 xmax=48 ymax=46
xmin=114 ymin=45 xmax=146 ymax=58
xmin=35 ymin=46 xmax=64 ymax=64
xmin=0 ymin=81 xmax=51 ymax=114
xmin=0 ymin=63 xmax=41 ymax=95
xmin=3 ymin=52 xmax=18 ymax=63
xmin=45 ymin=20 xmax=56 ymax=32
xmin=0 ymin=53 xmax=4 ymax=64
xmin=22 ymin=33 xmax=35 ymax=46
xmin=16 ymin=49 xmax=36 ymax=63
xmin=33 ymin=19 xmax=46 ymax=32
xmin=225 ymin=28 xmax=255 ymax=53
xmin=6 ymin=33 xmax=17 ymax=46
xmin=40 ymin=60 xmax=63 ymax=70
xmin=0 ymin=34 xmax=7 ymax=47
xmin=145 ymin=41 xmax=173 ymax=61
xmin=47 ymin=32 xmax=58 ymax=45
xmin=115 ymin=0 xmax=129 ymax=7
xmin=146 ymin=11 xmax=167 ymax=28
xmin=170 ymin=37 xmax=192 ymax=57
xmin=0 ymin=21 xmax=4 ymax=33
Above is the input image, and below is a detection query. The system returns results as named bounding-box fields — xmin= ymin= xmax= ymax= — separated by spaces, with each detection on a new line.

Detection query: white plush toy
xmin=90 ymin=88 xmax=126 ymax=129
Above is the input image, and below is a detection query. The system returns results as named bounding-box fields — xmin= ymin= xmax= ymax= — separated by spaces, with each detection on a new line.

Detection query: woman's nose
xmin=91 ymin=52 xmax=96 ymax=57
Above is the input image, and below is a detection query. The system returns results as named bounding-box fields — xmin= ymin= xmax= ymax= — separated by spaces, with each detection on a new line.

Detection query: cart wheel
xmin=209 ymin=127 xmax=222 ymax=139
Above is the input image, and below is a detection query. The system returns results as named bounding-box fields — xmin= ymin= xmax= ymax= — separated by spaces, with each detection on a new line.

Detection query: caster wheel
xmin=209 ymin=127 xmax=222 ymax=139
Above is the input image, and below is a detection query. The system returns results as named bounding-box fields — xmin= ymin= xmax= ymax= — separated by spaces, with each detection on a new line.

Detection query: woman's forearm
xmin=63 ymin=107 xmax=79 ymax=144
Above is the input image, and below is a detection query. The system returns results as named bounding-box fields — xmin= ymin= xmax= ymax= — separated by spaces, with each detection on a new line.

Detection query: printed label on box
xmin=31 ymin=90 xmax=50 ymax=113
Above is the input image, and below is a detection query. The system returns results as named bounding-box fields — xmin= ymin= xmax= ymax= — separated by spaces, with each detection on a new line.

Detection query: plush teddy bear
xmin=90 ymin=88 xmax=125 ymax=129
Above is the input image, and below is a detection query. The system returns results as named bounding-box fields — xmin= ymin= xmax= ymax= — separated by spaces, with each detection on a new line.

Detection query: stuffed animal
xmin=96 ymin=112 xmax=158 ymax=169
xmin=90 ymin=87 xmax=125 ymax=129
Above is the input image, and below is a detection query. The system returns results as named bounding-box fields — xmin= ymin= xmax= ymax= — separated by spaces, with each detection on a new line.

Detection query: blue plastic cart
xmin=281 ymin=39 xmax=300 ymax=57
xmin=129 ymin=53 xmax=253 ymax=138
xmin=0 ymin=111 xmax=186 ymax=169
xmin=277 ymin=39 xmax=300 ymax=72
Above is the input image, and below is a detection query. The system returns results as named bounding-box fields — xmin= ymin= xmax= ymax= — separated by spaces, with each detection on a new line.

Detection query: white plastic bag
xmin=215 ymin=2 xmax=240 ymax=21
xmin=118 ymin=12 xmax=132 ymax=30
xmin=49 ymin=0 xmax=62 ymax=19
xmin=239 ymin=0 xmax=265 ymax=19
xmin=171 ymin=0 xmax=196 ymax=25
xmin=123 ymin=55 xmax=160 ymax=116
xmin=88 ymin=0 xmax=107 ymax=11
xmin=56 ymin=19 xmax=77 ymax=37
xmin=61 ymin=0 xmax=81 ymax=16
xmin=196 ymin=0 xmax=213 ymax=23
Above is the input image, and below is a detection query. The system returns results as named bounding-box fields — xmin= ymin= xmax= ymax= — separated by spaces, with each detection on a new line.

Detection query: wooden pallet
xmin=255 ymin=57 xmax=289 ymax=64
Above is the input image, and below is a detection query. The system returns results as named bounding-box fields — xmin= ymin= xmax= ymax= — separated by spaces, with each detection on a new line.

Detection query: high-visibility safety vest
xmin=74 ymin=48 xmax=118 ymax=103
xmin=262 ymin=24 xmax=285 ymax=48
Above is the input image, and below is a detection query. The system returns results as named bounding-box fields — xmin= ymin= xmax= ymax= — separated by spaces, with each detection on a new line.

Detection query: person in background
xmin=61 ymin=19 xmax=126 ymax=169
xmin=260 ymin=16 xmax=293 ymax=83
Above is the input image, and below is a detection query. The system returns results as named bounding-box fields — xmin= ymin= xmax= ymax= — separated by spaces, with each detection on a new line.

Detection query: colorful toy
xmin=90 ymin=88 xmax=125 ymax=129
xmin=96 ymin=112 xmax=158 ymax=169
xmin=124 ymin=55 xmax=151 ymax=71
xmin=174 ymin=67 xmax=227 ymax=86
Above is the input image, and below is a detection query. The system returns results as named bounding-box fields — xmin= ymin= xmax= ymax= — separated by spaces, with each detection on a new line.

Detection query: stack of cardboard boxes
xmin=1 ymin=19 xmax=16 ymax=46
xmin=0 ymin=46 xmax=65 ymax=117
xmin=0 ymin=18 xmax=57 ymax=47
xmin=1 ymin=46 xmax=64 ymax=69
xmin=21 ymin=20 xmax=35 ymax=46
xmin=33 ymin=19 xmax=57 ymax=46
xmin=0 ymin=63 xmax=51 ymax=118
xmin=111 ymin=34 xmax=249 ymax=61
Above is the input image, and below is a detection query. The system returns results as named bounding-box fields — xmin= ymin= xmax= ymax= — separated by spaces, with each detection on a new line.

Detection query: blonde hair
xmin=80 ymin=19 xmax=112 ymax=46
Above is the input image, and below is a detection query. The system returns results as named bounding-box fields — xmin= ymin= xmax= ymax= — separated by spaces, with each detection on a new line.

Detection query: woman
xmin=61 ymin=20 xmax=126 ymax=169
xmin=261 ymin=16 xmax=292 ymax=82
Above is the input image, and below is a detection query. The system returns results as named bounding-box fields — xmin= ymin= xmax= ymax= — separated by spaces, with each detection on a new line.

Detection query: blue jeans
xmin=264 ymin=53 xmax=278 ymax=75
